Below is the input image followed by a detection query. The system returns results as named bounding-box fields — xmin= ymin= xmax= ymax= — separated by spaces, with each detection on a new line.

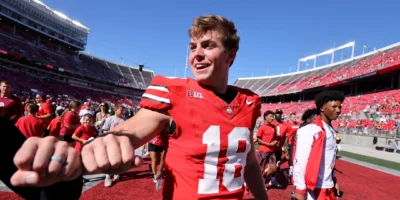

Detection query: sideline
xmin=338 ymin=156 xmax=400 ymax=177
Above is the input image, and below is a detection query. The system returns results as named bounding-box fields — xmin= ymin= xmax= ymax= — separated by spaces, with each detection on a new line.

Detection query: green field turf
xmin=339 ymin=150 xmax=400 ymax=171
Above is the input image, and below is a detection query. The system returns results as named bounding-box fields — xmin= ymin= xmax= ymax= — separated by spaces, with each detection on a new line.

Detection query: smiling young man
xmin=293 ymin=90 xmax=344 ymax=200
xmin=11 ymin=15 xmax=268 ymax=200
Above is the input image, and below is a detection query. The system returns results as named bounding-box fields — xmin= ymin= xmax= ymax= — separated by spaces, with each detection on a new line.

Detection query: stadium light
xmin=297 ymin=41 xmax=355 ymax=71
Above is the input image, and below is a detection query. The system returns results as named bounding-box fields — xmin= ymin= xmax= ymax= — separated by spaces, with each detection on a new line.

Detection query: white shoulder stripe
xmin=148 ymin=85 xmax=169 ymax=92
xmin=142 ymin=93 xmax=170 ymax=104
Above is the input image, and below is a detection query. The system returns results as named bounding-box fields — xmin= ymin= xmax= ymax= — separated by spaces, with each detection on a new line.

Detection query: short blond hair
xmin=189 ymin=14 xmax=240 ymax=52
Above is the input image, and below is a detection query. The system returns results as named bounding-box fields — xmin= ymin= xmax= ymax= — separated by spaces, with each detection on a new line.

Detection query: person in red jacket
xmin=15 ymin=103 xmax=45 ymax=138
xmin=0 ymin=80 xmax=22 ymax=123
xmin=293 ymin=90 xmax=344 ymax=200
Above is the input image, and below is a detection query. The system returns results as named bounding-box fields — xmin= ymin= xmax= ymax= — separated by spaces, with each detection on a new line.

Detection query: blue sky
xmin=42 ymin=0 xmax=400 ymax=84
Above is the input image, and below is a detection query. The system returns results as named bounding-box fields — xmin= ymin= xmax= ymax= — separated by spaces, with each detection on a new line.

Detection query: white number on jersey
xmin=198 ymin=126 xmax=251 ymax=194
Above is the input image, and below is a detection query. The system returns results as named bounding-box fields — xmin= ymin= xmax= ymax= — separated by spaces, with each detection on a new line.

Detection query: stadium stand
xmin=235 ymin=43 xmax=400 ymax=96
xmin=235 ymin=42 xmax=400 ymax=138
xmin=0 ymin=0 xmax=152 ymax=107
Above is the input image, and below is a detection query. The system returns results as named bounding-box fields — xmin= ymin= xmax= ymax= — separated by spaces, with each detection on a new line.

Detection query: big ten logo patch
xmin=187 ymin=90 xmax=203 ymax=99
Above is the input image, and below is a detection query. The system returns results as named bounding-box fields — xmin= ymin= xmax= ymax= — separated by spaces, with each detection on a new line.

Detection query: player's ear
xmin=227 ymin=49 xmax=237 ymax=67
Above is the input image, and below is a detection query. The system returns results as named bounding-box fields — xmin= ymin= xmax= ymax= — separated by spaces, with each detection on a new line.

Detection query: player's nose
xmin=192 ymin=47 xmax=205 ymax=59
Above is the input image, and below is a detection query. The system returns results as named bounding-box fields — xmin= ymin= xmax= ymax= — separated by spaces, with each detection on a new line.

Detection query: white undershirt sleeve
xmin=293 ymin=125 xmax=315 ymax=190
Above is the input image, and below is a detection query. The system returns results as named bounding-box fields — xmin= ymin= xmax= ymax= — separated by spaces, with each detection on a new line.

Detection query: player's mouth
xmin=195 ymin=64 xmax=210 ymax=71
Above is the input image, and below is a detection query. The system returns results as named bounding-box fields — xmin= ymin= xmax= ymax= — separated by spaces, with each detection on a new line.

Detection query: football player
xmin=11 ymin=15 xmax=268 ymax=200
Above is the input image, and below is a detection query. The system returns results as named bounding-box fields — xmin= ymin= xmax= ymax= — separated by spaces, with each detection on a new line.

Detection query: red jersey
xmin=286 ymin=121 xmax=299 ymax=145
xmin=48 ymin=117 xmax=61 ymax=138
xmin=256 ymin=124 xmax=276 ymax=153
xmin=140 ymin=76 xmax=261 ymax=200
xmin=38 ymin=102 xmax=52 ymax=126
xmin=15 ymin=116 xmax=45 ymax=138
xmin=0 ymin=95 xmax=22 ymax=123
xmin=274 ymin=120 xmax=288 ymax=151
xmin=60 ymin=111 xmax=80 ymax=137
xmin=73 ymin=125 xmax=96 ymax=151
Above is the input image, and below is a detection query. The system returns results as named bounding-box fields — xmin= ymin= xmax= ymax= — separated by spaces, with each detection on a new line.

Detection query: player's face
xmin=275 ymin=113 xmax=282 ymax=121
xmin=0 ymin=83 xmax=10 ymax=94
xmin=35 ymin=95 xmax=42 ymax=103
xmin=115 ymin=108 xmax=125 ymax=117
xmin=189 ymin=30 xmax=236 ymax=89
xmin=321 ymin=101 xmax=342 ymax=121
xmin=83 ymin=116 xmax=92 ymax=126
xmin=265 ymin=114 xmax=274 ymax=124
xmin=290 ymin=114 xmax=296 ymax=122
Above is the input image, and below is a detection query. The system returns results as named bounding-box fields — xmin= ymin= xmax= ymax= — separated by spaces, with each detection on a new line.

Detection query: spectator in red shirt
xmin=0 ymin=80 xmax=22 ymax=123
xmin=47 ymin=109 xmax=64 ymax=138
xmin=257 ymin=110 xmax=279 ymax=187
xmin=15 ymin=103 xmax=45 ymax=138
xmin=286 ymin=112 xmax=300 ymax=146
xmin=59 ymin=100 xmax=81 ymax=145
xmin=72 ymin=113 xmax=96 ymax=151
xmin=35 ymin=94 xmax=53 ymax=127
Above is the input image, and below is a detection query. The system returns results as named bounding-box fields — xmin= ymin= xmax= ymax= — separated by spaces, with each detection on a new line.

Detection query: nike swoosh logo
xmin=246 ymin=100 xmax=254 ymax=105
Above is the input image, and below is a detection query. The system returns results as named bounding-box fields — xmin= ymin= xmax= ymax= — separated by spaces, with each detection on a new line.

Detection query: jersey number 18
xmin=198 ymin=126 xmax=251 ymax=194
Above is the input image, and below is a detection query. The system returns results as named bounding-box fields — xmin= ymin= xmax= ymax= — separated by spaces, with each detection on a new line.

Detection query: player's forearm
xmin=244 ymin=161 xmax=268 ymax=200
xmin=110 ymin=108 xmax=170 ymax=149
xmin=257 ymin=138 xmax=268 ymax=146
xmin=72 ymin=135 xmax=85 ymax=143
xmin=37 ymin=113 xmax=52 ymax=119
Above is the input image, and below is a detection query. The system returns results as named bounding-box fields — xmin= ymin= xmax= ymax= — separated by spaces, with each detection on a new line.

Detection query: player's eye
xmin=203 ymin=43 xmax=215 ymax=49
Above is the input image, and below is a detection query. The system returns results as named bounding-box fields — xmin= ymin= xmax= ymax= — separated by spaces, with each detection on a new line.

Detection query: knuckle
xmin=13 ymin=155 xmax=26 ymax=166
xmin=25 ymin=137 xmax=39 ymax=145
xmin=44 ymin=136 xmax=58 ymax=143
xmin=97 ymin=160 xmax=110 ymax=170
xmin=110 ymin=159 xmax=122 ymax=168
xmin=104 ymin=134 xmax=117 ymax=142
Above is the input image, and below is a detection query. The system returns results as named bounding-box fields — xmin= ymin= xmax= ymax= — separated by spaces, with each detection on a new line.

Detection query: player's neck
xmin=200 ymin=81 xmax=228 ymax=94
xmin=213 ymin=84 xmax=228 ymax=94
xmin=320 ymin=114 xmax=332 ymax=126
xmin=115 ymin=115 xmax=122 ymax=119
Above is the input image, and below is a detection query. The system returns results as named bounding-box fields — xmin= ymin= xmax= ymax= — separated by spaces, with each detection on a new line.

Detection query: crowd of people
xmin=0 ymin=79 xmax=140 ymax=183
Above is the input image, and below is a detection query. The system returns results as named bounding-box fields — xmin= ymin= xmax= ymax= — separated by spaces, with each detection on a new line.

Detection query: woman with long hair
xmin=95 ymin=102 xmax=110 ymax=132
xmin=59 ymin=100 xmax=81 ymax=145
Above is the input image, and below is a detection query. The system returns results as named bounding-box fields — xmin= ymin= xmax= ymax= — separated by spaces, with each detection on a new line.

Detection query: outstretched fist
xmin=11 ymin=136 xmax=82 ymax=187
xmin=81 ymin=134 xmax=143 ymax=175
xmin=11 ymin=134 xmax=144 ymax=188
